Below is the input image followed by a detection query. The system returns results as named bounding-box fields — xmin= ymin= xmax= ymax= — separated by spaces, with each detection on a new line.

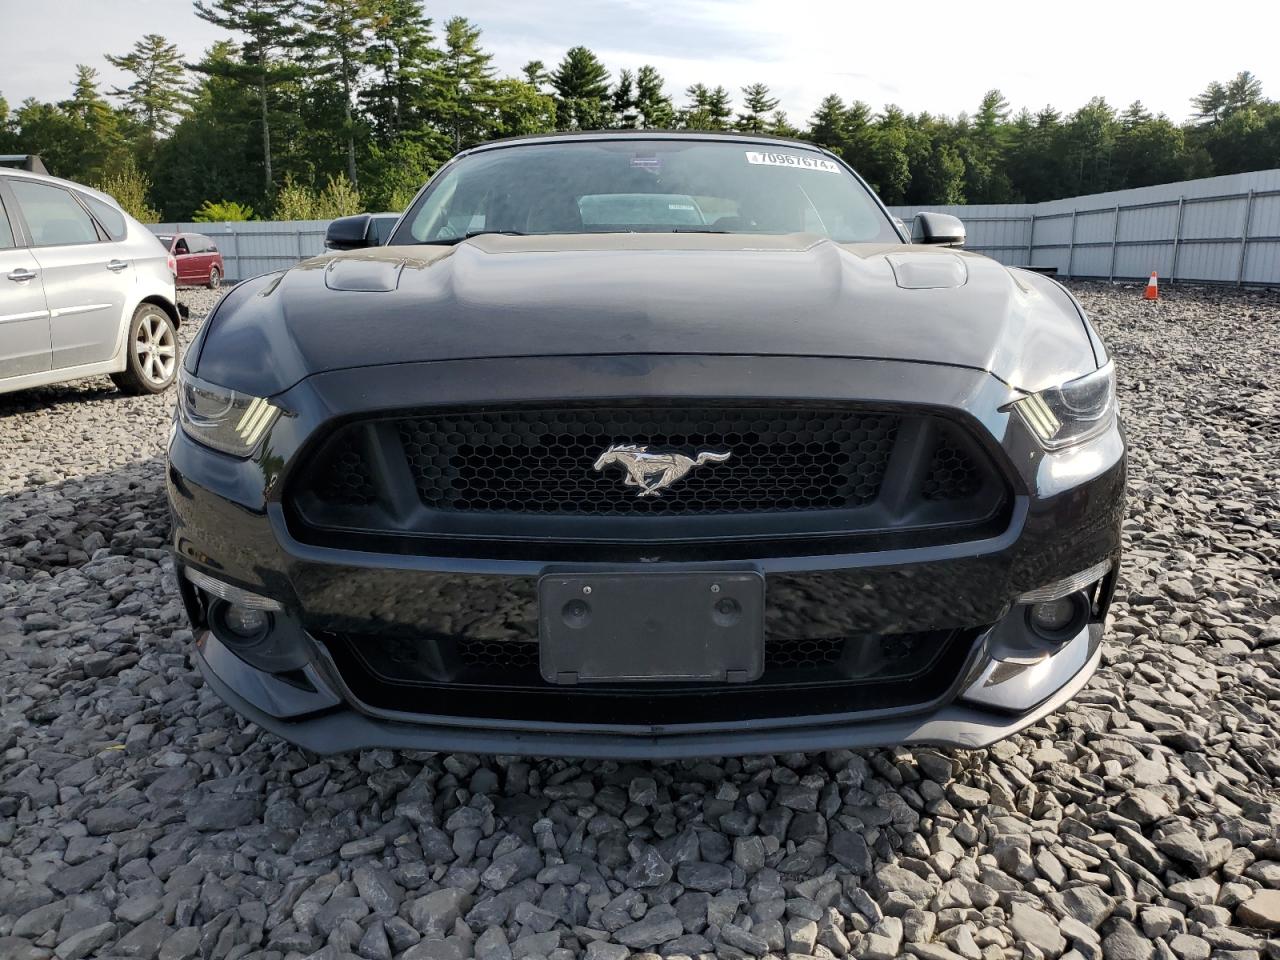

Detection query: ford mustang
xmin=168 ymin=132 xmax=1125 ymax=758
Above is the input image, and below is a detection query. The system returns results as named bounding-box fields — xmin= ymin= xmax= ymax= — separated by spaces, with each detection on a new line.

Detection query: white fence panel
xmin=889 ymin=167 xmax=1280 ymax=285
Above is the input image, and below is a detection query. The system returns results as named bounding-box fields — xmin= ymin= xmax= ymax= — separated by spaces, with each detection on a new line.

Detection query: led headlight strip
xmin=236 ymin=397 xmax=276 ymax=447
xmin=1015 ymin=392 xmax=1061 ymax=441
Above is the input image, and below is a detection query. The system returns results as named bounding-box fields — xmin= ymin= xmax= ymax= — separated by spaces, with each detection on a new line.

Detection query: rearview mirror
xmin=911 ymin=212 xmax=966 ymax=247
xmin=325 ymin=214 xmax=373 ymax=250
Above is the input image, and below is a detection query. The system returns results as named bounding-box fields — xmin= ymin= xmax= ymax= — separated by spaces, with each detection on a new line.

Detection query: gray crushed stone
xmin=0 ymin=282 xmax=1278 ymax=959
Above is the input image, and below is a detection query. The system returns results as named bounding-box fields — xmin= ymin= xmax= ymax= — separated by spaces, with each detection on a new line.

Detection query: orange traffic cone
xmin=1143 ymin=272 xmax=1159 ymax=300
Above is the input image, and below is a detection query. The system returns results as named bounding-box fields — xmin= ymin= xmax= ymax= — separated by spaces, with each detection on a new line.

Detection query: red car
xmin=156 ymin=231 xmax=225 ymax=289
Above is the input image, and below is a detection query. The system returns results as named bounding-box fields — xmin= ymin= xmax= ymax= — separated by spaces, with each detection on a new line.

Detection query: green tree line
xmin=1 ymin=0 xmax=1276 ymax=221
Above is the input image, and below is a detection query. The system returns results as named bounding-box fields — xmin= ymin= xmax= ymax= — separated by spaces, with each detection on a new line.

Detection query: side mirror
xmin=325 ymin=213 xmax=373 ymax=250
xmin=911 ymin=212 xmax=966 ymax=247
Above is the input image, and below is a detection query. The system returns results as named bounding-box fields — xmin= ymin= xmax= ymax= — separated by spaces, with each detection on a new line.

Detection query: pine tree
xmin=859 ymin=105 xmax=911 ymax=202
xmin=300 ymin=0 xmax=377 ymax=185
xmin=1064 ymin=97 xmax=1117 ymax=195
xmin=64 ymin=66 xmax=118 ymax=128
xmin=681 ymin=83 xmax=712 ymax=129
xmin=360 ymin=0 xmax=438 ymax=142
xmin=835 ymin=100 xmax=875 ymax=166
xmin=429 ymin=17 xmax=497 ymax=150
xmin=808 ymin=94 xmax=848 ymax=154
xmin=736 ymin=83 xmax=778 ymax=132
xmin=1120 ymin=100 xmax=1152 ymax=127
xmin=766 ymin=110 xmax=799 ymax=139
xmin=1191 ymin=81 xmax=1228 ymax=125
xmin=105 ymin=34 xmax=189 ymax=136
xmin=53 ymin=66 xmax=131 ymax=182
xmin=193 ymin=0 xmax=303 ymax=193
xmin=706 ymin=86 xmax=732 ymax=130
xmin=966 ymin=90 xmax=1013 ymax=202
xmin=682 ymin=84 xmax=731 ymax=130
xmin=634 ymin=65 xmax=674 ymax=128
xmin=551 ymin=47 xmax=611 ymax=130
xmin=1224 ymin=71 xmax=1265 ymax=115
xmin=522 ymin=60 xmax=550 ymax=90
xmin=611 ymin=69 xmax=637 ymax=128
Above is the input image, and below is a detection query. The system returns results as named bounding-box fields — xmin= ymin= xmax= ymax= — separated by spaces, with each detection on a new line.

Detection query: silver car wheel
xmin=134 ymin=312 xmax=176 ymax=386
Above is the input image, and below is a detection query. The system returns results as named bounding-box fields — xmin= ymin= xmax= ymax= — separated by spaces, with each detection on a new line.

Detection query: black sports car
xmin=168 ymin=132 xmax=1124 ymax=758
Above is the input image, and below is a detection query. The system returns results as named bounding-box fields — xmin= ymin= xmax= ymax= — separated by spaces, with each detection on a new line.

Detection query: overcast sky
xmin=4 ymin=0 xmax=1277 ymax=124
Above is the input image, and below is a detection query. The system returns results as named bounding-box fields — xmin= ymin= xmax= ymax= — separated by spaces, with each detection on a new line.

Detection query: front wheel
xmin=111 ymin=304 xmax=179 ymax=395
xmin=208 ymin=266 xmax=221 ymax=290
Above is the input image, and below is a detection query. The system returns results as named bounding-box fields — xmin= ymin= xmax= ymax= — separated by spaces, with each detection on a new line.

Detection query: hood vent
xmin=324 ymin=256 xmax=405 ymax=293
xmin=886 ymin=253 xmax=968 ymax=290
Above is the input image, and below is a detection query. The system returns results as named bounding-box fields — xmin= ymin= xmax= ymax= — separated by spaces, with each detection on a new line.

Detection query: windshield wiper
xmin=670 ymin=228 xmax=730 ymax=234
xmin=421 ymin=229 xmax=527 ymax=245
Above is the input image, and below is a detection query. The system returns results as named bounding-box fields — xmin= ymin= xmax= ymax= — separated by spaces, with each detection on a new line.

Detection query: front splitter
xmin=194 ymin=632 xmax=1102 ymax=760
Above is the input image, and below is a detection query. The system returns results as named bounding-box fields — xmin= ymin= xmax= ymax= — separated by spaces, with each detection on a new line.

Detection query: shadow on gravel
xmin=0 ymin=382 xmax=127 ymax=417
xmin=0 ymin=456 xmax=170 ymax=576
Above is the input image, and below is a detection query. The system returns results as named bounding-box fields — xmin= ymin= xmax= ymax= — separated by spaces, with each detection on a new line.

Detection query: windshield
xmin=395 ymin=139 xmax=898 ymax=244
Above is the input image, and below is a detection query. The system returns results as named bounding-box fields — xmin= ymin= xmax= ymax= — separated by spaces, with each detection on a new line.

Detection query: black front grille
xmin=321 ymin=627 xmax=975 ymax=725
xmin=458 ymin=637 xmax=540 ymax=671
xmin=313 ymin=432 xmax=378 ymax=506
xmin=395 ymin=406 xmax=899 ymax=515
xmin=288 ymin=403 xmax=1007 ymax=549
xmin=923 ymin=430 xmax=982 ymax=501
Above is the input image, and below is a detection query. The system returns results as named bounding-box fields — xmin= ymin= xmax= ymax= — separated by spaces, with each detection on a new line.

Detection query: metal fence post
xmin=1169 ymin=197 xmax=1185 ymax=283
xmin=1236 ymin=189 xmax=1255 ymax=286
xmin=1066 ymin=210 xmax=1077 ymax=277
xmin=1025 ymin=214 xmax=1036 ymax=266
xmin=227 ymin=225 xmax=240 ymax=282
xmin=1107 ymin=204 xmax=1120 ymax=281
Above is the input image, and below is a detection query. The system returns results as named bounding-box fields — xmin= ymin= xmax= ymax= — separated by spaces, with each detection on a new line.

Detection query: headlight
xmin=177 ymin=368 xmax=279 ymax=457
xmin=1013 ymin=361 xmax=1116 ymax=449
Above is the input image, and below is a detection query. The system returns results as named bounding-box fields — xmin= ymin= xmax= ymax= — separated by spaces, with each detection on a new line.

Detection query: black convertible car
xmin=168 ymin=132 xmax=1124 ymax=758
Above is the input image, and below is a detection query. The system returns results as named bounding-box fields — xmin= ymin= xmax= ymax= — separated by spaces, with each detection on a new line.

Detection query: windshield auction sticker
xmin=745 ymin=151 xmax=840 ymax=173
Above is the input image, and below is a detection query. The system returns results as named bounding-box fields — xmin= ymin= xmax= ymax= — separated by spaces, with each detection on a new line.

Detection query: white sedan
xmin=0 ymin=165 xmax=183 ymax=396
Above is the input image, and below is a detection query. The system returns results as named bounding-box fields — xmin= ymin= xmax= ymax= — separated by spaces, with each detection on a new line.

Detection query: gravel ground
xmin=1 ymin=282 xmax=1278 ymax=960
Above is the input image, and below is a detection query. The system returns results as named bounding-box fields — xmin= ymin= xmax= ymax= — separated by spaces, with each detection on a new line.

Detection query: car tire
xmin=208 ymin=266 xmax=221 ymax=290
xmin=111 ymin=303 xmax=180 ymax=395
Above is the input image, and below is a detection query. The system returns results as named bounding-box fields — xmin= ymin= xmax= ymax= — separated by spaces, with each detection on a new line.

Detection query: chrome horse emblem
xmin=592 ymin=444 xmax=732 ymax=497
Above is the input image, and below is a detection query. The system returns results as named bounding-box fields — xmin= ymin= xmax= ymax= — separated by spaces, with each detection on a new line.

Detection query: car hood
xmin=197 ymin=233 xmax=1096 ymax=396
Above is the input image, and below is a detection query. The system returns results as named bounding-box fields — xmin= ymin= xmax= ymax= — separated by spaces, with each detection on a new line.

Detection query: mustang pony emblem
xmin=592 ymin=444 xmax=732 ymax=497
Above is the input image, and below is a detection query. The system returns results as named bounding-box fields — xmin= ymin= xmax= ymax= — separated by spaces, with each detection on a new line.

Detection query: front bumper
xmin=168 ymin=354 xmax=1125 ymax=757
xmin=193 ymin=622 xmax=1103 ymax=758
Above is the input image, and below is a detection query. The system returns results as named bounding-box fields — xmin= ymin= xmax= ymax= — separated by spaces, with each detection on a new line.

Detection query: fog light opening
xmin=1025 ymin=592 xmax=1087 ymax=643
xmin=211 ymin=599 xmax=272 ymax=648
xmin=225 ymin=604 xmax=269 ymax=638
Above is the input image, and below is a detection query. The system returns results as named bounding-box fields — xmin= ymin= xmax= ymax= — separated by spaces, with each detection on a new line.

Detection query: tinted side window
xmin=0 ymin=196 xmax=14 ymax=249
xmin=175 ymin=237 xmax=190 ymax=254
xmin=82 ymin=194 xmax=127 ymax=240
xmin=8 ymin=179 xmax=100 ymax=246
